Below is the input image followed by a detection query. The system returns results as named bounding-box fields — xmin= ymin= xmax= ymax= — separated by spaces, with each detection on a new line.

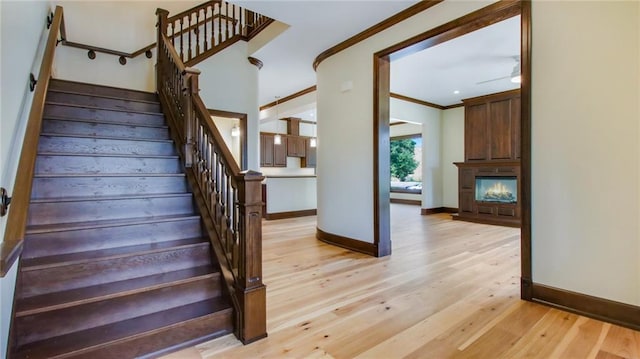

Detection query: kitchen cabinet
xmin=260 ymin=133 xmax=286 ymax=167
xmin=287 ymin=136 xmax=306 ymax=157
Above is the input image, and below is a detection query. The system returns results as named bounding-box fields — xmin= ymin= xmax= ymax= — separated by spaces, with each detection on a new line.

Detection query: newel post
xmin=182 ymin=68 xmax=200 ymax=167
xmin=235 ymin=170 xmax=267 ymax=343
xmin=155 ymin=8 xmax=169 ymax=93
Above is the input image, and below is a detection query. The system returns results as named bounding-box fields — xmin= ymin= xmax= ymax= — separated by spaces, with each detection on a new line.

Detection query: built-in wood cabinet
xmin=455 ymin=89 xmax=521 ymax=227
xmin=464 ymin=89 xmax=520 ymax=162
xmin=455 ymin=162 xmax=520 ymax=227
xmin=260 ymin=133 xmax=286 ymax=167
xmin=287 ymin=136 xmax=306 ymax=157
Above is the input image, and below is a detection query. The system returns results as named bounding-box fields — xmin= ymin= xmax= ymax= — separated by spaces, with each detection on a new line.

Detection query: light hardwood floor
xmin=164 ymin=204 xmax=640 ymax=358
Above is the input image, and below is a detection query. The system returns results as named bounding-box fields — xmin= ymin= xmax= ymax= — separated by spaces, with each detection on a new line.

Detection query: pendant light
xmin=273 ymin=96 xmax=282 ymax=145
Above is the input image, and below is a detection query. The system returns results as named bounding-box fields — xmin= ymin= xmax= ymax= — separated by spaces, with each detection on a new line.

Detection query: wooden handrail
xmin=156 ymin=8 xmax=267 ymax=344
xmin=1 ymin=6 xmax=64 ymax=276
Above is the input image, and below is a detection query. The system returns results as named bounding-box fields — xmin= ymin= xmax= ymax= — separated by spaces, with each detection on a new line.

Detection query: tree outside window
xmin=390 ymin=136 xmax=422 ymax=193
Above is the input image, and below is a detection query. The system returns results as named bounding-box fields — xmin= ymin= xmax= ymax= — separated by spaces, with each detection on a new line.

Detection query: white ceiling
xmin=230 ymin=0 xmax=419 ymax=106
xmin=391 ymin=15 xmax=521 ymax=106
xmin=229 ymin=1 xmax=520 ymax=110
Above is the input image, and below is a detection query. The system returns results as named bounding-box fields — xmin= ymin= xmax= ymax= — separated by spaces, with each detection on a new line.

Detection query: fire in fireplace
xmin=475 ymin=177 xmax=517 ymax=203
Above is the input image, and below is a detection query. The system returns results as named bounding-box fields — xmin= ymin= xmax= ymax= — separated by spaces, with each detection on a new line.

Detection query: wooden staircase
xmin=11 ymin=79 xmax=233 ymax=359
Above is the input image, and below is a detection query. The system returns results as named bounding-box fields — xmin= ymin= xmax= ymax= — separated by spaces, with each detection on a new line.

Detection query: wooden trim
xmin=421 ymin=207 xmax=458 ymax=215
xmin=313 ymin=1 xmax=443 ymax=70
xmin=316 ymin=227 xmax=377 ymax=256
xmin=390 ymin=92 xmax=444 ymax=110
xmin=1 ymin=6 xmax=63 ymax=277
xmin=373 ymin=0 xmax=527 ymax=287
xmin=452 ymin=213 xmax=521 ymax=228
xmin=208 ymin=109 xmax=248 ymax=170
xmin=462 ymin=88 xmax=521 ymax=104
xmin=247 ymin=57 xmax=263 ymax=70
xmin=532 ymin=283 xmax=640 ymax=332
xmin=260 ymin=86 xmax=317 ymax=111
xmin=442 ymin=103 xmax=465 ymax=110
xmin=379 ymin=1 xmax=521 ymax=60
xmin=391 ymin=134 xmax=421 ymax=141
xmin=520 ymin=0 xmax=533 ymax=301
xmin=390 ymin=198 xmax=421 ymax=205
xmin=265 ymin=209 xmax=317 ymax=220
xmin=374 ymin=54 xmax=392 ymax=258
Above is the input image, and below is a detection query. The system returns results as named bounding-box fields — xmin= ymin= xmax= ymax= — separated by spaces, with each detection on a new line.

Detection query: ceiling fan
xmin=476 ymin=55 xmax=521 ymax=84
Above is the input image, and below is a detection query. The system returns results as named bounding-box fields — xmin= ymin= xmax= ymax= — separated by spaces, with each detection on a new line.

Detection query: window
xmin=390 ymin=135 xmax=422 ymax=194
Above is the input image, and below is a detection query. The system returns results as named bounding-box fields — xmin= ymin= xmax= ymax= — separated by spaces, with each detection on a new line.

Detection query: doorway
xmin=373 ymin=1 xmax=531 ymax=299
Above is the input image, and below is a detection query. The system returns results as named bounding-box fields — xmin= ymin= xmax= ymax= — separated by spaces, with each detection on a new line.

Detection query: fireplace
xmin=454 ymin=162 xmax=521 ymax=227
xmin=475 ymin=177 xmax=517 ymax=203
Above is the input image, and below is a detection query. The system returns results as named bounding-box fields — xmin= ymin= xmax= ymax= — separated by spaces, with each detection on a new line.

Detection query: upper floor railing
xmin=156 ymin=7 xmax=267 ymax=344
xmin=162 ymin=0 xmax=274 ymax=66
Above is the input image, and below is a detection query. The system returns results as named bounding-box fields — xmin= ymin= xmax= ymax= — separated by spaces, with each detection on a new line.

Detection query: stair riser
xmin=38 ymin=136 xmax=176 ymax=156
xmin=20 ymin=244 xmax=213 ymax=298
xmin=47 ymin=91 xmax=161 ymax=113
xmin=27 ymin=195 xmax=195 ymax=226
xmin=23 ymin=218 xmax=203 ymax=259
xmin=31 ymin=175 xmax=188 ymax=199
xmin=48 ymin=80 xmax=158 ymax=102
xmin=42 ymin=119 xmax=169 ymax=140
xmin=35 ymin=155 xmax=182 ymax=174
xmin=69 ymin=311 xmax=233 ymax=359
xmin=45 ymin=104 xmax=165 ymax=126
xmin=16 ymin=278 xmax=221 ymax=346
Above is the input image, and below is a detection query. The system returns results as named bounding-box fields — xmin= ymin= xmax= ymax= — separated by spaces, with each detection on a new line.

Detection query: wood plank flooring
xmin=163 ymin=204 xmax=640 ymax=358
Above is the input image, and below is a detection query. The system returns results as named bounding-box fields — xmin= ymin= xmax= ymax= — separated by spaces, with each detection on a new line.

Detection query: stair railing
xmin=1 ymin=6 xmax=64 ymax=276
xmin=156 ymin=8 xmax=267 ymax=344
xmin=164 ymin=0 xmax=274 ymax=67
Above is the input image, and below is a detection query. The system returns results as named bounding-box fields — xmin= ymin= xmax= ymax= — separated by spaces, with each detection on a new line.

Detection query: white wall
xmin=1 ymin=1 xmax=52 ymax=357
xmin=441 ymin=107 xmax=464 ymax=208
xmin=211 ymin=116 xmax=241 ymax=166
xmin=316 ymin=1 xmax=492 ymax=243
xmin=197 ymin=41 xmax=260 ymax=171
xmin=53 ymin=1 xmax=201 ymax=91
xmin=531 ymin=1 xmax=639 ymax=306
xmin=265 ymin=177 xmax=316 ymax=214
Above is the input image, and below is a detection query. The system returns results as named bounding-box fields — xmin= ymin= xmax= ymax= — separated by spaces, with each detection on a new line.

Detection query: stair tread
xmin=33 ymin=173 xmax=185 ymax=178
xmin=40 ymin=133 xmax=173 ymax=143
xmin=21 ymin=237 xmax=210 ymax=270
xmin=46 ymin=101 xmax=163 ymax=116
xmin=43 ymin=115 xmax=169 ymax=129
xmin=30 ymin=192 xmax=192 ymax=203
xmin=14 ymin=299 xmax=232 ymax=359
xmin=48 ymin=88 xmax=161 ymax=105
xmin=26 ymin=214 xmax=201 ymax=234
xmin=49 ymin=79 xmax=158 ymax=97
xmin=37 ymin=151 xmax=179 ymax=159
xmin=16 ymin=265 xmax=217 ymax=316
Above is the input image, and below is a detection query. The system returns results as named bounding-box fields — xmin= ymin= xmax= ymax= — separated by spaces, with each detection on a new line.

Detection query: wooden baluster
xmin=231 ymin=4 xmax=236 ymax=37
xmin=195 ymin=10 xmax=201 ymax=58
xmin=226 ymin=2 xmax=230 ymax=40
xmin=239 ymin=5 xmax=244 ymax=36
xmin=178 ymin=18 xmax=184 ymax=62
xmin=210 ymin=5 xmax=214 ymax=48
xmin=218 ymin=2 xmax=222 ymax=45
xmin=235 ymin=170 xmax=266 ymax=343
xmin=186 ymin=14 xmax=192 ymax=62
xmin=204 ymin=6 xmax=209 ymax=51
